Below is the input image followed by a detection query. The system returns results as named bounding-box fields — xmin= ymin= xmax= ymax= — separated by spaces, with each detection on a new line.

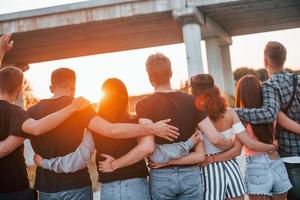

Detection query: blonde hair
xmin=146 ymin=53 xmax=172 ymax=85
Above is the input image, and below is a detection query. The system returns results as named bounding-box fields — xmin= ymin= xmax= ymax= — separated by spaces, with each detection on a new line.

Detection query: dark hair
xmin=191 ymin=74 xmax=228 ymax=121
xmin=0 ymin=66 xmax=23 ymax=94
xmin=264 ymin=41 xmax=286 ymax=68
xmin=51 ymin=68 xmax=76 ymax=88
xmin=235 ymin=75 xmax=274 ymax=144
xmin=97 ymin=78 xmax=131 ymax=123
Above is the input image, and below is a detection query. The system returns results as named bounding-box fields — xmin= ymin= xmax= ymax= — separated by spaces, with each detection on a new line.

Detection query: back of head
xmin=146 ymin=53 xmax=172 ymax=86
xmin=51 ymin=68 xmax=76 ymax=89
xmin=235 ymin=75 xmax=274 ymax=144
xmin=191 ymin=74 xmax=228 ymax=121
xmin=0 ymin=66 xmax=23 ymax=95
xmin=264 ymin=41 xmax=286 ymax=68
xmin=97 ymin=78 xmax=130 ymax=123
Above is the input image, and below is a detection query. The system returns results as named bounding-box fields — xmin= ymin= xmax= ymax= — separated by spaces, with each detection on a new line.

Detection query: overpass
xmin=1 ymin=0 xmax=300 ymax=95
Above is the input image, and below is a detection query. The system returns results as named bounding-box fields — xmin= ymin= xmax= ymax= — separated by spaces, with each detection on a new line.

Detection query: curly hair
xmin=191 ymin=74 xmax=228 ymax=121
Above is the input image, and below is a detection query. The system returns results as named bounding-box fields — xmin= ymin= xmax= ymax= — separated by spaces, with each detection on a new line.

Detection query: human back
xmin=92 ymin=78 xmax=148 ymax=183
xmin=28 ymin=68 xmax=96 ymax=193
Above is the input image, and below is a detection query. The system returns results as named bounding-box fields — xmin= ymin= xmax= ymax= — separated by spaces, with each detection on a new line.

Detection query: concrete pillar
xmin=220 ymin=44 xmax=235 ymax=96
xmin=205 ymin=38 xmax=225 ymax=90
xmin=173 ymin=7 xmax=204 ymax=78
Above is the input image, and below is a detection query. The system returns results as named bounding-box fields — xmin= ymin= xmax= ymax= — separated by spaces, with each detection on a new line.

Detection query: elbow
xmin=140 ymin=143 xmax=155 ymax=157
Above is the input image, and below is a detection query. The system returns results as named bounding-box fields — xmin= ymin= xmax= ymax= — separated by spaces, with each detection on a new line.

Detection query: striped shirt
xmin=236 ymin=71 xmax=300 ymax=157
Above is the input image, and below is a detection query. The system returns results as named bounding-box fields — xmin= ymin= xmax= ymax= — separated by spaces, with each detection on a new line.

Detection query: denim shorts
xmin=150 ymin=166 xmax=204 ymax=200
xmin=100 ymin=178 xmax=151 ymax=200
xmin=245 ymin=153 xmax=292 ymax=196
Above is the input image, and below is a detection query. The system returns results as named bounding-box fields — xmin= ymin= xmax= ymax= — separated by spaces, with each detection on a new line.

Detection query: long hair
xmin=235 ymin=75 xmax=274 ymax=144
xmin=191 ymin=74 xmax=228 ymax=121
xmin=97 ymin=78 xmax=131 ymax=123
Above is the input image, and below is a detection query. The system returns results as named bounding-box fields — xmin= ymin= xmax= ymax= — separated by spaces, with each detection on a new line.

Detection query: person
xmin=235 ymin=75 xmax=292 ymax=200
xmin=0 ymin=33 xmax=90 ymax=200
xmin=154 ymin=74 xmax=278 ymax=200
xmin=97 ymin=53 xmax=233 ymax=200
xmin=28 ymin=67 xmax=179 ymax=200
xmin=236 ymin=41 xmax=300 ymax=199
xmin=35 ymin=77 xmax=203 ymax=200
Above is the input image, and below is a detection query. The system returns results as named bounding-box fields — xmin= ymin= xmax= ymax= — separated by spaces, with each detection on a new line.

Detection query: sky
xmin=1 ymin=0 xmax=300 ymax=102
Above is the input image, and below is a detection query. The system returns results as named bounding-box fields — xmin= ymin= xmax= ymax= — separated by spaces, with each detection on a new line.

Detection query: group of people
xmin=0 ymin=32 xmax=299 ymax=200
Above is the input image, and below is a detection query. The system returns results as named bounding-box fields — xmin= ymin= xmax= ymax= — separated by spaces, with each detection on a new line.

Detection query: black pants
xmin=0 ymin=189 xmax=37 ymax=200
xmin=285 ymin=163 xmax=300 ymax=200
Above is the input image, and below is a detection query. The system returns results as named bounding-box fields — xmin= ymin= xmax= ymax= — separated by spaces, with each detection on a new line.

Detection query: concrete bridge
xmin=1 ymin=0 xmax=300 ymax=95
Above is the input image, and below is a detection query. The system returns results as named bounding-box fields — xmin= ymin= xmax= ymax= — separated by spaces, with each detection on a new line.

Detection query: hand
xmin=271 ymin=139 xmax=279 ymax=151
xmin=33 ymin=154 xmax=43 ymax=167
xmin=71 ymin=97 xmax=90 ymax=111
xmin=98 ymin=154 xmax=116 ymax=173
xmin=200 ymin=159 xmax=209 ymax=168
xmin=149 ymin=160 xmax=169 ymax=169
xmin=0 ymin=33 xmax=13 ymax=53
xmin=152 ymin=119 xmax=179 ymax=141
xmin=190 ymin=131 xmax=202 ymax=146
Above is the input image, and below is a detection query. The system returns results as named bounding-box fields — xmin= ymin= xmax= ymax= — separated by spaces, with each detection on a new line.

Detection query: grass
xmin=27 ymin=154 xmax=100 ymax=192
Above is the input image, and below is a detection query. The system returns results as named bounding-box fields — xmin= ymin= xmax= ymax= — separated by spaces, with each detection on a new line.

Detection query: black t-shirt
xmin=92 ymin=116 xmax=149 ymax=183
xmin=136 ymin=91 xmax=207 ymax=145
xmin=0 ymin=100 xmax=30 ymax=193
xmin=27 ymin=96 xmax=96 ymax=193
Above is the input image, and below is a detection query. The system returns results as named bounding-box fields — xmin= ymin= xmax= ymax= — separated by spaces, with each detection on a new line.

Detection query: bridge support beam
xmin=173 ymin=7 xmax=204 ymax=78
xmin=205 ymin=37 xmax=234 ymax=95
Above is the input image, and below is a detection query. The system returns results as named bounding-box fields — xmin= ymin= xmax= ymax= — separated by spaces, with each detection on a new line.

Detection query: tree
xmin=256 ymin=68 xmax=269 ymax=82
xmin=23 ymin=79 xmax=39 ymax=110
xmin=233 ymin=67 xmax=257 ymax=81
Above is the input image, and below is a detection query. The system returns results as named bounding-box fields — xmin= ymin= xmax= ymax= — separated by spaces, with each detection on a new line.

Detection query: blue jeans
xmin=150 ymin=166 xmax=204 ymax=200
xmin=100 ymin=178 xmax=151 ymax=200
xmin=285 ymin=163 xmax=300 ymax=200
xmin=245 ymin=154 xmax=292 ymax=196
xmin=39 ymin=186 xmax=92 ymax=200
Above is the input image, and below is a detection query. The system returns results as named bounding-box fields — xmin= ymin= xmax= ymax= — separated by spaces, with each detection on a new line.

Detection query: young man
xmin=28 ymin=67 xmax=179 ymax=200
xmin=0 ymin=34 xmax=90 ymax=200
xmin=94 ymin=53 xmax=232 ymax=200
xmin=236 ymin=41 xmax=300 ymax=199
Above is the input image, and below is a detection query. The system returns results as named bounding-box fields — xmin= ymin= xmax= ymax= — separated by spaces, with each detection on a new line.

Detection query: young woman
xmin=235 ymin=75 xmax=292 ymax=200
xmin=190 ymin=74 xmax=278 ymax=200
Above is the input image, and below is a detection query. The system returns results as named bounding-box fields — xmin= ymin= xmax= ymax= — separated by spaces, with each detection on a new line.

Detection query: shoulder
xmin=226 ymin=107 xmax=240 ymax=122
xmin=263 ymin=72 xmax=292 ymax=88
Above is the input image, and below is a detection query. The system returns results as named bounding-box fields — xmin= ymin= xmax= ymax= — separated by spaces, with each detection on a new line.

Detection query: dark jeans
xmin=0 ymin=189 xmax=36 ymax=200
xmin=285 ymin=163 xmax=300 ymax=200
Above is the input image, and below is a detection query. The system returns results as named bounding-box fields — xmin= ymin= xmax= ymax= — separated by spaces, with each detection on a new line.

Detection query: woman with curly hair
xmin=191 ymin=74 xmax=278 ymax=200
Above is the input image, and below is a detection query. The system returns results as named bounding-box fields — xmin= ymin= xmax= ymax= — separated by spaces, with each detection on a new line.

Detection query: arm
xmin=162 ymin=140 xmax=205 ymax=166
xmin=198 ymin=117 xmax=233 ymax=150
xmin=99 ymin=135 xmax=155 ymax=172
xmin=34 ymin=132 xmax=95 ymax=173
xmin=88 ymin=117 xmax=179 ymax=141
xmin=277 ymin=111 xmax=300 ymax=135
xmin=232 ymin=111 xmax=276 ymax=152
xmin=22 ymin=97 xmax=89 ymax=136
xmin=0 ymin=136 xmax=24 ymax=158
xmin=0 ymin=33 xmax=13 ymax=66
xmin=149 ymin=132 xmax=199 ymax=164
xmin=236 ymin=84 xmax=280 ymax=124
xmin=205 ymin=137 xmax=242 ymax=164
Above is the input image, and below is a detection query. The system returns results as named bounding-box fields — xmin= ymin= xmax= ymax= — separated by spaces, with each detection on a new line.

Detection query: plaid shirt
xmin=236 ymin=71 xmax=300 ymax=157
